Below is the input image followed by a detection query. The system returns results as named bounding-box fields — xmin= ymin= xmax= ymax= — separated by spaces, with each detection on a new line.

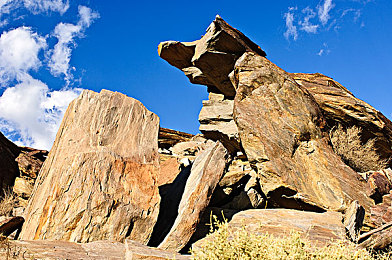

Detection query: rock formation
xmin=20 ymin=90 xmax=161 ymax=244
xmin=0 ymin=132 xmax=20 ymax=190
xmin=292 ymin=73 xmax=392 ymax=170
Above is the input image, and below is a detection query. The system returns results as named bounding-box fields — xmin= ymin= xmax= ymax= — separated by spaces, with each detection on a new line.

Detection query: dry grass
xmin=191 ymin=217 xmax=392 ymax=260
xmin=0 ymin=189 xmax=17 ymax=217
xmin=330 ymin=124 xmax=388 ymax=172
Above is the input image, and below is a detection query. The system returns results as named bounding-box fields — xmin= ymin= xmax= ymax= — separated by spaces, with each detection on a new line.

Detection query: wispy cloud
xmin=47 ymin=6 xmax=99 ymax=83
xmin=283 ymin=7 xmax=298 ymax=41
xmin=318 ymin=0 xmax=335 ymax=26
xmin=299 ymin=7 xmax=319 ymax=33
xmin=317 ymin=43 xmax=330 ymax=56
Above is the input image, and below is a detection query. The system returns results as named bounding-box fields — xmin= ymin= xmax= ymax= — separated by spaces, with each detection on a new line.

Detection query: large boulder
xmin=158 ymin=141 xmax=229 ymax=252
xmin=292 ymin=73 xmax=392 ymax=170
xmin=20 ymin=90 xmax=161 ymax=244
xmin=232 ymin=52 xmax=372 ymax=211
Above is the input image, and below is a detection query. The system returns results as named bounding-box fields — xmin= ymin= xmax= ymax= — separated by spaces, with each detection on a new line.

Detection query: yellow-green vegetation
xmin=0 ymin=189 xmax=16 ymax=217
xmin=191 ymin=217 xmax=392 ymax=260
xmin=330 ymin=124 xmax=388 ymax=172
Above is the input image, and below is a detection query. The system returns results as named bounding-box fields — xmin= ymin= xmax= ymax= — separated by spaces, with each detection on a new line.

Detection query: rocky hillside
xmin=0 ymin=16 xmax=391 ymax=259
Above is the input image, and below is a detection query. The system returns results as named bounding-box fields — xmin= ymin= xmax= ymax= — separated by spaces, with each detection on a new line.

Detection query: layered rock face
xmin=292 ymin=73 xmax=392 ymax=169
xmin=20 ymin=90 xmax=161 ymax=243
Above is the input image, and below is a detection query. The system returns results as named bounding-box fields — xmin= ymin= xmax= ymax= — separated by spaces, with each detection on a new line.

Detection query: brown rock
xmin=193 ymin=209 xmax=346 ymax=250
xmin=0 ymin=131 xmax=20 ymax=190
xmin=20 ymin=90 xmax=161 ymax=244
xmin=366 ymin=168 xmax=392 ymax=203
xmin=369 ymin=191 xmax=392 ymax=228
xmin=12 ymin=177 xmax=34 ymax=207
xmin=232 ymin=52 xmax=372 ymax=211
xmin=158 ymin=141 xmax=229 ymax=252
xmin=15 ymin=147 xmax=48 ymax=179
xmin=0 ymin=216 xmax=24 ymax=238
xmin=358 ymin=222 xmax=392 ymax=250
xmin=343 ymin=200 xmax=365 ymax=242
xmin=199 ymin=92 xmax=241 ymax=154
xmin=291 ymin=73 xmax=392 ymax=169
xmin=0 ymin=239 xmax=190 ymax=260
xmin=158 ymin=127 xmax=194 ymax=150
xmin=158 ymin=15 xmax=266 ymax=98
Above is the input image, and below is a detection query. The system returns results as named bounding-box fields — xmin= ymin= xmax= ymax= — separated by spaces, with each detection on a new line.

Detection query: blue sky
xmin=0 ymin=0 xmax=390 ymax=150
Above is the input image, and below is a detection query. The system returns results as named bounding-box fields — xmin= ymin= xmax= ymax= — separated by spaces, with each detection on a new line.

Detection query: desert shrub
xmin=0 ymin=189 xmax=17 ymax=217
xmin=191 ymin=217 xmax=391 ymax=260
xmin=329 ymin=124 xmax=388 ymax=172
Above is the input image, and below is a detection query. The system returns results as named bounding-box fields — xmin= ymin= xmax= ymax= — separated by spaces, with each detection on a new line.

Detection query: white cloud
xmin=317 ymin=43 xmax=330 ymax=56
xmin=22 ymin=0 xmax=69 ymax=15
xmin=283 ymin=8 xmax=298 ymax=41
xmin=299 ymin=7 xmax=319 ymax=33
xmin=318 ymin=0 xmax=335 ymax=26
xmin=48 ymin=5 xmax=99 ymax=82
xmin=0 ymin=75 xmax=81 ymax=149
xmin=0 ymin=26 xmax=46 ymax=84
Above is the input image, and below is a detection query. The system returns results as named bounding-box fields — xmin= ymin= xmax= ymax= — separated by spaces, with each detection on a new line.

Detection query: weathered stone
xmin=199 ymin=92 xmax=240 ymax=154
xmin=358 ymin=222 xmax=392 ymax=250
xmin=158 ymin=127 xmax=194 ymax=150
xmin=170 ymin=137 xmax=213 ymax=157
xmin=0 ymin=132 xmax=20 ymax=190
xmin=343 ymin=200 xmax=365 ymax=242
xmin=12 ymin=177 xmax=33 ymax=199
xmin=366 ymin=169 xmax=392 ymax=203
xmin=20 ymin=90 xmax=161 ymax=244
xmin=0 ymin=239 xmax=190 ymax=260
xmin=158 ymin=141 xmax=229 ymax=252
xmin=193 ymin=209 xmax=346 ymax=250
xmin=369 ymin=191 xmax=392 ymax=228
xmin=0 ymin=216 xmax=24 ymax=238
xmin=232 ymin=52 xmax=373 ymax=212
xmin=15 ymin=147 xmax=48 ymax=180
xmin=158 ymin=15 xmax=266 ymax=98
xmin=292 ymin=73 xmax=392 ymax=169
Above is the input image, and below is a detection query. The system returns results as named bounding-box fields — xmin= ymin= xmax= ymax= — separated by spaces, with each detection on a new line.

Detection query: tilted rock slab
xmin=292 ymin=73 xmax=392 ymax=169
xmin=0 ymin=239 xmax=190 ymax=260
xmin=0 ymin=131 xmax=20 ymax=190
xmin=158 ymin=141 xmax=229 ymax=252
xmin=20 ymin=90 xmax=160 ymax=243
xmin=232 ymin=52 xmax=372 ymax=211
xmin=193 ymin=209 xmax=346 ymax=250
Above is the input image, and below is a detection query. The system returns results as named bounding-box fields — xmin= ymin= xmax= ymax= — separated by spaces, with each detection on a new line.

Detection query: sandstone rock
xmin=158 ymin=127 xmax=194 ymax=150
xmin=170 ymin=137 xmax=213 ymax=157
xmin=20 ymin=90 xmax=161 ymax=244
xmin=0 ymin=239 xmax=190 ymax=260
xmin=358 ymin=222 xmax=392 ymax=250
xmin=193 ymin=209 xmax=346 ymax=250
xmin=199 ymin=92 xmax=240 ymax=154
xmin=0 ymin=216 xmax=24 ymax=238
xmin=158 ymin=15 xmax=266 ymax=98
xmin=12 ymin=177 xmax=34 ymax=207
xmin=292 ymin=73 xmax=392 ymax=169
xmin=343 ymin=200 xmax=365 ymax=242
xmin=0 ymin=132 xmax=20 ymax=190
xmin=158 ymin=141 xmax=229 ymax=252
xmin=232 ymin=52 xmax=372 ymax=212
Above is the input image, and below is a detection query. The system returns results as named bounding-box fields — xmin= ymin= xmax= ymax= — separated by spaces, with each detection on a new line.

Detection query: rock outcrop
xmin=292 ymin=73 xmax=392 ymax=170
xmin=20 ymin=90 xmax=161 ymax=244
xmin=158 ymin=141 xmax=229 ymax=252
xmin=158 ymin=127 xmax=194 ymax=150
